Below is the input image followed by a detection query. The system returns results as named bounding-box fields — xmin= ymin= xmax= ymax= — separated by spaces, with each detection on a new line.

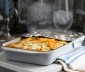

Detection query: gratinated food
xmin=7 ymin=36 xmax=68 ymax=52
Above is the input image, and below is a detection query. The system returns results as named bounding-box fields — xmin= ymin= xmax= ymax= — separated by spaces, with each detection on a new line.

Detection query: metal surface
xmin=23 ymin=30 xmax=84 ymax=41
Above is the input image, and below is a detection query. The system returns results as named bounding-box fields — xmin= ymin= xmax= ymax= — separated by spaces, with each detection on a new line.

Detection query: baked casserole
xmin=7 ymin=36 xmax=68 ymax=52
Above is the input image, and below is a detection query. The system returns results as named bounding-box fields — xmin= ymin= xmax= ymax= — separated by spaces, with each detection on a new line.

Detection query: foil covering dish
xmin=23 ymin=30 xmax=83 ymax=41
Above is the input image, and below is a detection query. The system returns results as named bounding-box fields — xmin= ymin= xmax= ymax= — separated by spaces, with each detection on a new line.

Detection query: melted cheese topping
xmin=7 ymin=36 xmax=68 ymax=52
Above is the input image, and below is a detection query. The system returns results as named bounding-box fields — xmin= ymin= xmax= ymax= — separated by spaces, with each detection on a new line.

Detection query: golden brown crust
xmin=7 ymin=36 xmax=68 ymax=52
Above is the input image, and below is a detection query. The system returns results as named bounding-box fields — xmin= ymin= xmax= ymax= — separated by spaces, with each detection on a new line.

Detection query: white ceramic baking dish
xmin=1 ymin=35 xmax=85 ymax=65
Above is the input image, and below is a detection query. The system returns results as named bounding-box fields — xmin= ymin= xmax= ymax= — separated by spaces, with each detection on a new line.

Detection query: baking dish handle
xmin=72 ymin=36 xmax=85 ymax=49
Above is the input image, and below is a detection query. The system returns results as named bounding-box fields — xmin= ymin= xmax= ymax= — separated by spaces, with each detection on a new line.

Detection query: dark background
xmin=0 ymin=0 xmax=85 ymax=35
xmin=0 ymin=0 xmax=85 ymax=72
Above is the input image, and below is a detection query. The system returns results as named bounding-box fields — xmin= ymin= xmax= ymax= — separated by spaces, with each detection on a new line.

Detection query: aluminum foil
xmin=22 ymin=30 xmax=84 ymax=41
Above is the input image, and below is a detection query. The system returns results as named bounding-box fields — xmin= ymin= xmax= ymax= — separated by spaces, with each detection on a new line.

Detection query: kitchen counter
xmin=0 ymin=52 xmax=62 ymax=72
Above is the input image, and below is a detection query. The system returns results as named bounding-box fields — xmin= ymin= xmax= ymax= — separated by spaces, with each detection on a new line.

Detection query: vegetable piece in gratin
xmin=7 ymin=36 xmax=68 ymax=52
